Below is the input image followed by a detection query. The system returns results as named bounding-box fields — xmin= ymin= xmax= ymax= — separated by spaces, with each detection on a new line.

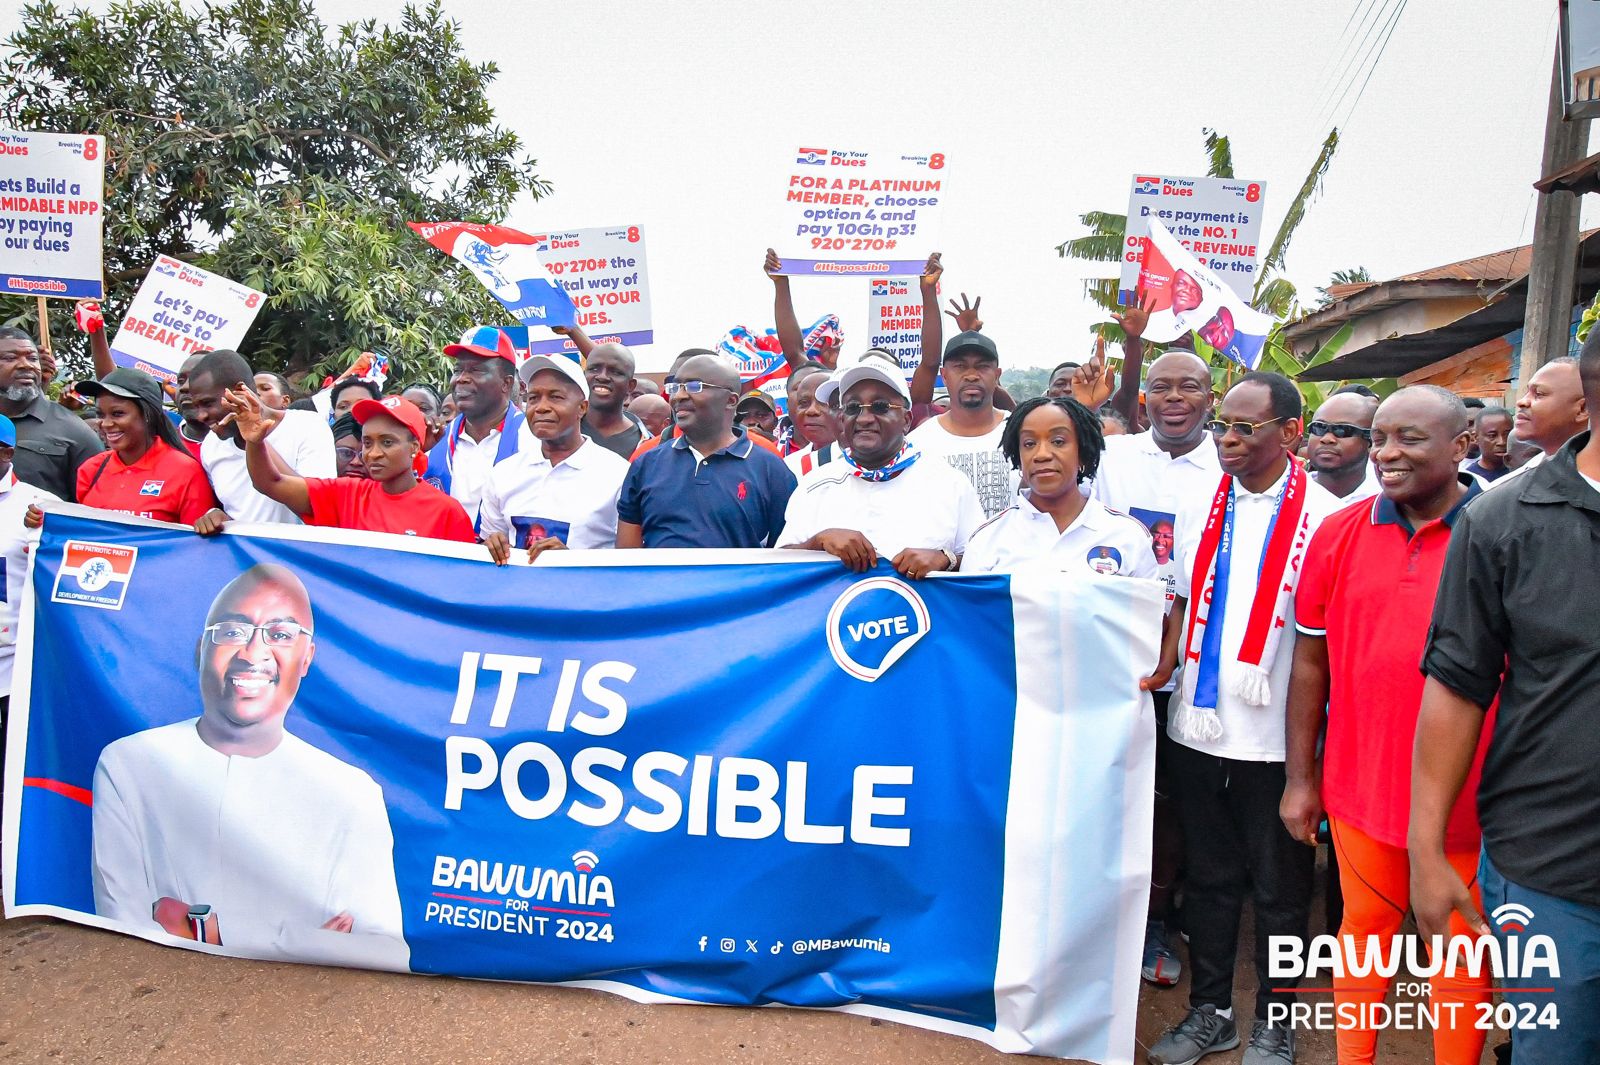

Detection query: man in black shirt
xmin=1411 ymin=337 xmax=1600 ymax=1064
xmin=0 ymin=327 xmax=103 ymax=500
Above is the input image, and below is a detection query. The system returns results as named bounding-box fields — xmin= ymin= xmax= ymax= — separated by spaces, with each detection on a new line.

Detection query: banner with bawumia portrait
xmin=3 ymin=508 xmax=1159 ymax=1064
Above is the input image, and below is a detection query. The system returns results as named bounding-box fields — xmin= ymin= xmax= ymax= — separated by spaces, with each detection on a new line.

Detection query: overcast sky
xmin=5 ymin=1 xmax=1578 ymax=371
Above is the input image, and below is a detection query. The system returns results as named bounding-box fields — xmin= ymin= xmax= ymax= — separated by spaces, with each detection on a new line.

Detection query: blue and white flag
xmin=4 ymin=508 xmax=1160 ymax=1063
xmin=410 ymin=221 xmax=578 ymax=330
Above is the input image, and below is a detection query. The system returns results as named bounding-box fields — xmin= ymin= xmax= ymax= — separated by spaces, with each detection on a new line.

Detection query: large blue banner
xmin=3 ymin=509 xmax=1159 ymax=1062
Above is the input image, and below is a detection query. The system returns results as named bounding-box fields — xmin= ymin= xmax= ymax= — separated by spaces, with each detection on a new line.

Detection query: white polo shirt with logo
xmin=776 ymin=456 xmax=984 ymax=558
xmin=962 ymin=495 xmax=1159 ymax=579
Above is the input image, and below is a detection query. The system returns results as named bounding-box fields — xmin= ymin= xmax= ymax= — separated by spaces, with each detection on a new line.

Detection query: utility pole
xmin=1520 ymin=46 xmax=1592 ymax=390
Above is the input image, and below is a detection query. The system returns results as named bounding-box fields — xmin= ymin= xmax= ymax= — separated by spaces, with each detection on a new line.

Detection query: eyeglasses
xmin=205 ymin=621 xmax=313 ymax=647
xmin=335 ymin=446 xmax=359 ymax=464
xmin=1306 ymin=420 xmax=1372 ymax=442
xmin=1205 ymin=416 xmax=1286 ymax=438
xmin=838 ymin=399 xmax=907 ymax=419
xmin=664 ymin=380 xmax=735 ymax=396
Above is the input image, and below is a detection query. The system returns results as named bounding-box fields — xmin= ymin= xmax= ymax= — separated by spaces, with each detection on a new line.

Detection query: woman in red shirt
xmin=222 ymin=388 xmax=474 ymax=543
xmin=72 ymin=368 xmax=218 ymax=524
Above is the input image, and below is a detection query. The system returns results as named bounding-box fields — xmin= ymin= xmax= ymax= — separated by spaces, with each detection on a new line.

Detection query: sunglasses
xmin=1205 ymin=416 xmax=1286 ymax=438
xmin=1306 ymin=420 xmax=1372 ymax=442
xmin=838 ymin=399 xmax=907 ymax=419
xmin=664 ymin=380 xmax=735 ymax=396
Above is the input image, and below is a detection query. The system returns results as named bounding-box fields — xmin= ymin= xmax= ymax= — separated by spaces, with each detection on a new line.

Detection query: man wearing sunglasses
xmin=1150 ymin=373 xmax=1341 ymax=1065
xmin=1306 ymin=391 xmax=1381 ymax=502
xmin=90 ymin=564 xmax=407 ymax=969
xmin=616 ymin=354 xmax=795 ymax=548
xmin=777 ymin=354 xmax=981 ymax=578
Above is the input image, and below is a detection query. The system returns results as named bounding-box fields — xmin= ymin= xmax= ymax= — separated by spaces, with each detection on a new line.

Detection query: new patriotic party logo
xmin=1134 ymin=176 xmax=1162 ymax=195
xmin=796 ymin=147 xmax=829 ymax=165
xmin=51 ymin=540 xmax=138 ymax=610
xmin=825 ymin=576 xmax=930 ymax=682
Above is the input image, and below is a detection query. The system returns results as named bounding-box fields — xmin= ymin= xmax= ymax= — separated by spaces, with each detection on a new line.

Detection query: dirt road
xmin=0 ymin=913 xmax=1475 ymax=1064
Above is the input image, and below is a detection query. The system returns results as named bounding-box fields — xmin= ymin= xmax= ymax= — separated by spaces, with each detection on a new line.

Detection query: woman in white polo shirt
xmin=963 ymin=396 xmax=1160 ymax=580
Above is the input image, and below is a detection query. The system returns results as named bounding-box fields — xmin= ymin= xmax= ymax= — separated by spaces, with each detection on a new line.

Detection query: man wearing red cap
xmin=424 ymin=327 xmax=529 ymax=525
xmin=222 ymin=390 xmax=474 ymax=542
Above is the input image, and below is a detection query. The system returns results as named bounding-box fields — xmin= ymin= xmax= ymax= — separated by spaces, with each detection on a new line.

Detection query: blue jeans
xmin=1479 ymin=849 xmax=1600 ymax=1065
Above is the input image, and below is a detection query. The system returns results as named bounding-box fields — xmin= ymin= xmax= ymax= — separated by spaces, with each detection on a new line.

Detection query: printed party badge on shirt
xmin=139 ymin=480 xmax=165 ymax=497
xmin=52 ymin=540 xmax=138 ymax=610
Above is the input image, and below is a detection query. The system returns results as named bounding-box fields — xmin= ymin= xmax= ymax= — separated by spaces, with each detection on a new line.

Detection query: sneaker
xmin=1147 ymin=1004 xmax=1239 ymax=1065
xmin=1142 ymin=920 xmax=1182 ymax=987
xmin=1241 ymin=1018 xmax=1296 ymax=1065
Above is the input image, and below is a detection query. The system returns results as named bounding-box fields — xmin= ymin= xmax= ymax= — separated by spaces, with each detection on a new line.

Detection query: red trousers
xmin=1329 ymin=817 xmax=1489 ymax=1065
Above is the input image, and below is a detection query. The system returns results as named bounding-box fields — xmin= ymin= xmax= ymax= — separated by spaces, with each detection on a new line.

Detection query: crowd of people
xmin=0 ymin=246 xmax=1595 ymax=1065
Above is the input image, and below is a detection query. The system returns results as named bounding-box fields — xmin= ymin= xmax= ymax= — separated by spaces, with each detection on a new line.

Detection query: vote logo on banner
xmin=409 ymin=222 xmax=578 ymax=331
xmin=825 ymin=577 xmax=931 ymax=683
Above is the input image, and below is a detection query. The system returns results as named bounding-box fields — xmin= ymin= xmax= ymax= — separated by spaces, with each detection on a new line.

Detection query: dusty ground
xmin=0 ymin=909 xmax=1472 ymax=1065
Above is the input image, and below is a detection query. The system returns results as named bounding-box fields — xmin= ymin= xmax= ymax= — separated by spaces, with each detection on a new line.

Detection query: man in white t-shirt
xmin=480 ymin=354 xmax=630 ymax=561
xmin=186 ymin=350 xmax=336 ymax=531
xmin=908 ymin=331 xmax=1017 ymax=518
xmin=91 ymin=564 xmax=407 ymax=971
xmin=778 ymin=354 xmax=982 ymax=578
xmin=1149 ymin=373 xmax=1342 ymax=1065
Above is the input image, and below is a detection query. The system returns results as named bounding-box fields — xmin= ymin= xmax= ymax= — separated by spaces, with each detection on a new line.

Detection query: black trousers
xmin=1167 ymin=739 xmax=1315 ymax=1020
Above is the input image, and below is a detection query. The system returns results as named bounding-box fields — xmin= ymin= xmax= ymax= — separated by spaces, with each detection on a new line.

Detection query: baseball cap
xmin=443 ymin=326 xmax=518 ymax=366
xmin=815 ymin=350 xmax=912 ymax=405
xmin=943 ymin=330 xmax=1000 ymax=364
xmin=351 ymin=396 xmax=428 ymax=446
xmin=0 ymin=414 xmax=15 ymax=447
xmin=517 ymin=353 xmax=588 ymax=398
xmin=74 ymin=367 xmax=165 ymax=408
xmin=737 ymin=390 xmax=777 ymax=413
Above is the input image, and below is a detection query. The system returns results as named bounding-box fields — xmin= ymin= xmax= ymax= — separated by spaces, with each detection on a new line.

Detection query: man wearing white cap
xmin=480 ymin=354 xmax=630 ymax=563
xmin=778 ymin=350 xmax=983 ymax=578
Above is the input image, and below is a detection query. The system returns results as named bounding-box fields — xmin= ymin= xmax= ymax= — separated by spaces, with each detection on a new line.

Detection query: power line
xmin=1308 ymin=0 xmax=1376 ymax=111
xmin=1334 ymin=0 xmax=1409 ymax=131
xmin=1313 ymin=0 xmax=1395 ymax=127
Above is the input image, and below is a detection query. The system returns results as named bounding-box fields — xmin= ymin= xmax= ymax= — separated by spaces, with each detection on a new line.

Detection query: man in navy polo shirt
xmin=616 ymin=354 xmax=795 ymax=548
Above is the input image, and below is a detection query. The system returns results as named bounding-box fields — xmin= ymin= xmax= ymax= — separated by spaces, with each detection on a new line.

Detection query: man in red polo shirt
xmin=222 ymin=389 xmax=474 ymax=543
xmin=1281 ymin=385 xmax=1491 ymax=1065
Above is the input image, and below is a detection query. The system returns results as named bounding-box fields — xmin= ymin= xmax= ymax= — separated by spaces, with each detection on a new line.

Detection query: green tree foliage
xmin=0 ymin=0 xmax=549 ymax=387
xmin=1000 ymin=366 xmax=1052 ymax=401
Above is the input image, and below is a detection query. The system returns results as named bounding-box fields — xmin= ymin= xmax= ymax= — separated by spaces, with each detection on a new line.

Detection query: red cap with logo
xmin=351 ymin=397 xmax=431 ymax=474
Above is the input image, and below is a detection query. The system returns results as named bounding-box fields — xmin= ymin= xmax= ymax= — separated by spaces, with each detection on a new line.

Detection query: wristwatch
xmin=939 ymin=547 xmax=958 ymax=571
xmin=186 ymin=903 xmax=212 ymax=942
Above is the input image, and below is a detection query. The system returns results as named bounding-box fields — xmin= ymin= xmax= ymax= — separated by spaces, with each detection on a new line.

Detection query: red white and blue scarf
xmin=1173 ymin=464 xmax=1310 ymax=741
xmin=842 ymin=441 xmax=921 ymax=482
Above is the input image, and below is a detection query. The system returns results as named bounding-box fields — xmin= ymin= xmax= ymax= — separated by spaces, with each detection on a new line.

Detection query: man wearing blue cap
xmin=425 ymin=327 xmax=529 ymax=526
xmin=0 ymin=412 xmax=59 ymax=778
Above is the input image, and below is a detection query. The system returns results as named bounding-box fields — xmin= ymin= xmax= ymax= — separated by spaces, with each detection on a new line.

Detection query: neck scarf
xmin=843 ymin=441 xmax=920 ymax=482
xmin=1172 ymin=463 xmax=1309 ymax=742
